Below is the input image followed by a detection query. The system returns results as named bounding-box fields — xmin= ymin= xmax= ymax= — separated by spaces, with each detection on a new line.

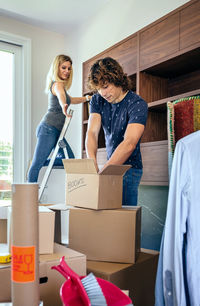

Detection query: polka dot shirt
xmin=90 ymin=91 xmax=148 ymax=169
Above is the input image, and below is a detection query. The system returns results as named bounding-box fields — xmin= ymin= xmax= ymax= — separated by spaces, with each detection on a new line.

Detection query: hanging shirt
xmin=155 ymin=130 xmax=200 ymax=306
xmin=90 ymin=91 xmax=148 ymax=169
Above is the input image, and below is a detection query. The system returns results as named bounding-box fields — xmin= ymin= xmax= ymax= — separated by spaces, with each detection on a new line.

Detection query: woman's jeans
xmin=122 ymin=167 xmax=143 ymax=206
xmin=28 ymin=122 xmax=74 ymax=183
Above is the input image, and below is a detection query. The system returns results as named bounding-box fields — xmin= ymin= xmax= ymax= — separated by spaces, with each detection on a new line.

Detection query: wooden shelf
xmin=148 ymin=88 xmax=200 ymax=111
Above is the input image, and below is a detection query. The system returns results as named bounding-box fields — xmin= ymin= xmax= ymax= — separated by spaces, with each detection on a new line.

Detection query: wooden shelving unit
xmin=82 ymin=0 xmax=200 ymax=186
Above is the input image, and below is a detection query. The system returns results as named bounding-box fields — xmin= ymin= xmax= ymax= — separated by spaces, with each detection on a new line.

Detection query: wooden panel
xmin=139 ymin=13 xmax=179 ymax=69
xmin=141 ymin=141 xmax=168 ymax=185
xmin=169 ymin=69 xmax=200 ymax=97
xmin=108 ymin=35 xmax=137 ymax=76
xmin=180 ymin=1 xmax=200 ymax=50
xmin=141 ymin=110 xmax=167 ymax=143
xmin=83 ymin=102 xmax=90 ymax=121
xmin=82 ymin=123 xmax=88 ymax=151
xmin=139 ymin=72 xmax=168 ymax=103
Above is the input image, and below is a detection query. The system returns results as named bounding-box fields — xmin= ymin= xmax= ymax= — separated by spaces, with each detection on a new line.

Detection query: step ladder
xmin=39 ymin=109 xmax=74 ymax=201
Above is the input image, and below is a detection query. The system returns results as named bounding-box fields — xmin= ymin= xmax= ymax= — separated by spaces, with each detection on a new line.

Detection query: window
xmin=0 ymin=32 xmax=31 ymax=184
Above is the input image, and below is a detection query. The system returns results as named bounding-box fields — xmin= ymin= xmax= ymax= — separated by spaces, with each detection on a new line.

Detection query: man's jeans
xmin=28 ymin=122 xmax=74 ymax=182
xmin=122 ymin=167 xmax=143 ymax=206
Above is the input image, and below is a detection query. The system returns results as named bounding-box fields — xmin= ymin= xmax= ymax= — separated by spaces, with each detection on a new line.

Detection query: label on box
xmin=68 ymin=177 xmax=86 ymax=192
xmin=11 ymin=245 xmax=35 ymax=283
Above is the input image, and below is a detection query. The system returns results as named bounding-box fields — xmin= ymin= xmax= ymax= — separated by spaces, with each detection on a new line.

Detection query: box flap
xmin=39 ymin=243 xmax=86 ymax=263
xmin=99 ymin=164 xmax=131 ymax=176
xmin=63 ymin=159 xmax=97 ymax=174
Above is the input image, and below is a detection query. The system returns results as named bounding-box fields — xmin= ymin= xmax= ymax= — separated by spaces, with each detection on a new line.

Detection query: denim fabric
xmin=122 ymin=168 xmax=143 ymax=206
xmin=28 ymin=122 xmax=74 ymax=182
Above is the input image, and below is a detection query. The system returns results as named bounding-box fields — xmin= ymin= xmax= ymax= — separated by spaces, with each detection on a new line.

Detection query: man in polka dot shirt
xmin=85 ymin=57 xmax=148 ymax=205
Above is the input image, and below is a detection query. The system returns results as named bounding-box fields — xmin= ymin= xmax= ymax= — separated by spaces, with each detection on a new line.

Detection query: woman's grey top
xmin=42 ymin=82 xmax=71 ymax=131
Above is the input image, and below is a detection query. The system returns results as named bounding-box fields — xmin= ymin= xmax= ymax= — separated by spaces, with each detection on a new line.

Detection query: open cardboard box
xmin=68 ymin=206 xmax=141 ymax=264
xmin=63 ymin=159 xmax=131 ymax=210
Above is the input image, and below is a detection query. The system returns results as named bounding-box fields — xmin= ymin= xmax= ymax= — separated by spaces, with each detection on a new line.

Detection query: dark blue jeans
xmin=122 ymin=167 xmax=143 ymax=206
xmin=28 ymin=122 xmax=74 ymax=182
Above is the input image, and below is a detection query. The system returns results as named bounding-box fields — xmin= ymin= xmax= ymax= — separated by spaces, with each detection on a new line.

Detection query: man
xmin=85 ymin=57 xmax=148 ymax=205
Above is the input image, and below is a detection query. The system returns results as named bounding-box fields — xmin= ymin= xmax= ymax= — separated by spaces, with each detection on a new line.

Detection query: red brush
xmin=52 ymin=256 xmax=133 ymax=306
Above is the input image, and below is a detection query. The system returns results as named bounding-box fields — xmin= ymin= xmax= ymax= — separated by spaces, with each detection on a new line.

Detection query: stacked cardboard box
xmin=63 ymin=159 xmax=141 ymax=264
xmin=62 ymin=158 xmax=159 ymax=305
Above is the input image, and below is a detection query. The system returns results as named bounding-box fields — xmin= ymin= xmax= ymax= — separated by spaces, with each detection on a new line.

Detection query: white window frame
xmin=0 ymin=31 xmax=31 ymax=182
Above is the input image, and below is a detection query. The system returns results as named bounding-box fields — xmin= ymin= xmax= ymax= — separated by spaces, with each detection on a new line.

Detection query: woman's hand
xmin=86 ymin=95 xmax=93 ymax=102
xmin=62 ymin=103 xmax=72 ymax=117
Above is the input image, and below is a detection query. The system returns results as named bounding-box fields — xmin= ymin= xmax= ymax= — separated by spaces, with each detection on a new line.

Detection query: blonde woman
xmin=28 ymin=54 xmax=91 ymax=182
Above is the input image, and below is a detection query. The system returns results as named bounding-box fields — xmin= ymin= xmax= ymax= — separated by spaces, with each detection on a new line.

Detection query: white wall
xmin=0 ymin=15 xmax=66 ymax=160
xmin=66 ymin=0 xmax=190 ymax=156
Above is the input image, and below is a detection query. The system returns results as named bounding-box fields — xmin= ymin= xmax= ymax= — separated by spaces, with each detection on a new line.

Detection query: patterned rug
xmin=167 ymin=96 xmax=200 ymax=176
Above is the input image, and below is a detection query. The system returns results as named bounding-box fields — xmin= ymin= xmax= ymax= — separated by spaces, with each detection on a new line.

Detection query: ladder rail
xmin=38 ymin=109 xmax=73 ymax=201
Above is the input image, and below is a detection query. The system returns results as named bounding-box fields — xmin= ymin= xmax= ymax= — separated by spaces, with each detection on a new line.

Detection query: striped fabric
xmin=167 ymin=96 xmax=200 ymax=176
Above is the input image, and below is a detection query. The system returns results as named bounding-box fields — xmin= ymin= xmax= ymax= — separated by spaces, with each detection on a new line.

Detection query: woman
xmin=28 ymin=54 xmax=91 ymax=182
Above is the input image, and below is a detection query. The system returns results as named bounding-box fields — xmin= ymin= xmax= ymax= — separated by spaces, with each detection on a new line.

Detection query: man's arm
xmin=85 ymin=113 xmax=101 ymax=171
xmin=102 ymin=123 xmax=145 ymax=170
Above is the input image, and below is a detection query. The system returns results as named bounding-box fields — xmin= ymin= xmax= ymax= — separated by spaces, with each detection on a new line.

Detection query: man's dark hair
xmin=88 ymin=57 xmax=131 ymax=92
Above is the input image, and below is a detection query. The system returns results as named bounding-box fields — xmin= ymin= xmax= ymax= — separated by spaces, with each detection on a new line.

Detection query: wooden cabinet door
xmin=139 ymin=13 xmax=179 ymax=69
xmin=108 ymin=35 xmax=137 ymax=76
xmin=180 ymin=0 xmax=200 ymax=50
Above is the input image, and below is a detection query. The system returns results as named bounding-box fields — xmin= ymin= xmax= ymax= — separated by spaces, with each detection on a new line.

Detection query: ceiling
xmin=0 ymin=0 xmax=111 ymax=34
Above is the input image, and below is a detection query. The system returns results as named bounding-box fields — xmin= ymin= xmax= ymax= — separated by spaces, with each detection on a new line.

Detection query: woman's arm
xmin=53 ymin=82 xmax=92 ymax=115
xmin=70 ymin=95 xmax=92 ymax=104
xmin=52 ymin=82 xmax=70 ymax=116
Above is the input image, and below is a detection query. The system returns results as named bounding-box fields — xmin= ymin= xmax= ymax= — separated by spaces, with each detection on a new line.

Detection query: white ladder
xmin=39 ymin=109 xmax=73 ymax=201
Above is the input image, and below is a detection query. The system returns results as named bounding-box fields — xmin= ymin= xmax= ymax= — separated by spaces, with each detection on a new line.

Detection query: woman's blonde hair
xmin=45 ymin=54 xmax=73 ymax=94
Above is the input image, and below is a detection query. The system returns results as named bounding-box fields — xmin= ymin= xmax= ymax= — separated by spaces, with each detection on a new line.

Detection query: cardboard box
xmin=0 ymin=204 xmax=9 ymax=243
xmin=63 ymin=159 xmax=131 ymax=210
xmin=87 ymin=250 xmax=159 ymax=306
xmin=69 ymin=206 xmax=141 ymax=263
xmin=0 ymin=220 xmax=7 ymax=243
xmin=45 ymin=203 xmax=69 ymax=245
xmin=7 ymin=206 xmax=55 ymax=254
xmin=0 ymin=243 xmax=86 ymax=305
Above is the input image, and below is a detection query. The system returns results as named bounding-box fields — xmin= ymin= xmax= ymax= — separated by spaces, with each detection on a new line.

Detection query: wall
xmin=0 ymin=15 xmax=66 ymax=161
xmin=66 ymin=0 xmax=190 ymax=250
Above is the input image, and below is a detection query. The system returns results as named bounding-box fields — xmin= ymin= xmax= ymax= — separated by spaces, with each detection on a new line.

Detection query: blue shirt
xmin=90 ymin=91 xmax=148 ymax=169
xmin=155 ymin=130 xmax=200 ymax=306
